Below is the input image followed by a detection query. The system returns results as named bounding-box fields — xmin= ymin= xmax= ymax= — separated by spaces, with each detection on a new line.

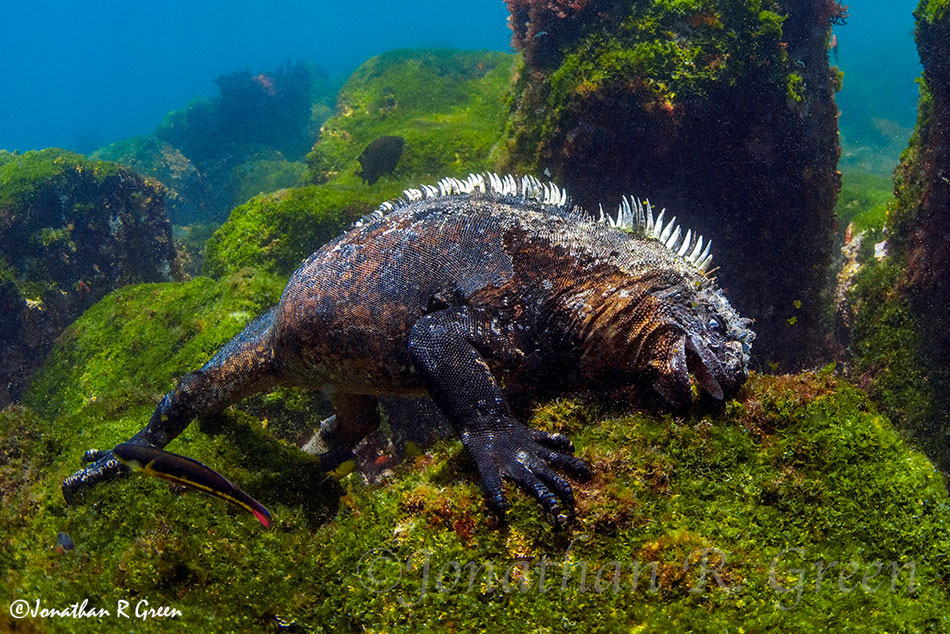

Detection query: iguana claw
xmin=462 ymin=420 xmax=590 ymax=524
xmin=62 ymin=449 xmax=129 ymax=503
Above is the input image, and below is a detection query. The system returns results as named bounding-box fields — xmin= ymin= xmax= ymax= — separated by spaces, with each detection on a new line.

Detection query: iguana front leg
xmin=407 ymin=307 xmax=590 ymax=522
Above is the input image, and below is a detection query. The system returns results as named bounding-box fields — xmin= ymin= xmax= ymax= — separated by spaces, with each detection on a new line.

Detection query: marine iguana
xmin=62 ymin=173 xmax=754 ymax=522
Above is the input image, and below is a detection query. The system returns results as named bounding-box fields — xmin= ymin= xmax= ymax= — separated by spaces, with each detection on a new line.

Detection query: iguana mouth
xmin=685 ymin=335 xmax=726 ymax=400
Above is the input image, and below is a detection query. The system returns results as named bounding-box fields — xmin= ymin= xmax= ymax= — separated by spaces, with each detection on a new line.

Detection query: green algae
xmin=848 ymin=260 xmax=939 ymax=454
xmin=546 ymin=1 xmax=786 ymax=109
xmin=305 ymin=49 xmax=514 ymax=185
xmin=835 ymin=169 xmax=893 ymax=233
xmin=25 ymin=272 xmax=283 ymax=421
xmin=202 ymin=183 xmax=402 ymax=279
xmin=505 ymin=0 xmax=798 ymax=173
xmin=3 ymin=282 xmax=949 ymax=632
xmin=918 ymin=0 xmax=949 ymax=24
xmin=0 ymin=148 xmax=122 ymax=215
xmin=227 ymin=158 xmax=307 ymax=209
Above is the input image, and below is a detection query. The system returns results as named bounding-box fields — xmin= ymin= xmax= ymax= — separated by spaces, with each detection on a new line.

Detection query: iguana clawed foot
xmin=461 ymin=419 xmax=590 ymax=525
xmin=62 ymin=448 xmax=130 ymax=503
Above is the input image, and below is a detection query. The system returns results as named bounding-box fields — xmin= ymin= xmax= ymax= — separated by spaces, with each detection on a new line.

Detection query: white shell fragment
xmin=874 ymin=240 xmax=888 ymax=261
xmin=356 ymin=172 xmax=714 ymax=272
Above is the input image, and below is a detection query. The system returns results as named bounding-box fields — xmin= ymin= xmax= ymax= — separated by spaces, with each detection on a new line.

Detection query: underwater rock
xmin=148 ymin=61 xmax=336 ymax=223
xmin=899 ymin=2 xmax=950 ymax=410
xmin=846 ymin=0 xmax=950 ymax=469
xmin=0 ymin=149 xmax=179 ymax=406
xmin=356 ymin=135 xmax=405 ymax=185
xmin=501 ymin=0 xmax=846 ymax=370
xmin=203 ymin=183 xmax=403 ymax=278
xmin=306 ymin=49 xmax=514 ymax=185
xmin=92 ymin=136 xmax=207 ymax=225
xmin=227 ymin=158 xmax=307 ymax=210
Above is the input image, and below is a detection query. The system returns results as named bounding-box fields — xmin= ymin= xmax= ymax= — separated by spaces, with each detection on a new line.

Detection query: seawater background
xmin=0 ymin=0 xmax=923 ymax=173
xmin=835 ymin=0 xmax=921 ymax=172
xmin=0 ymin=0 xmax=510 ymax=153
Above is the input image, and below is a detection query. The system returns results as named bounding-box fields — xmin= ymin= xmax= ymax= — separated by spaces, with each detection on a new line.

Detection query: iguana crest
xmin=358 ymin=172 xmax=714 ymax=272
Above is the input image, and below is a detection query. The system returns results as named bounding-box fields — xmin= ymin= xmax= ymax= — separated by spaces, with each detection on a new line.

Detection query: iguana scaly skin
xmin=63 ymin=174 xmax=754 ymax=522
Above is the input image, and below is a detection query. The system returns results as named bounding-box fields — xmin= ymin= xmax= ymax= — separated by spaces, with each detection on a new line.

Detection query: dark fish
xmin=113 ymin=443 xmax=271 ymax=527
xmin=356 ymin=135 xmax=404 ymax=185
xmin=55 ymin=531 xmax=74 ymax=552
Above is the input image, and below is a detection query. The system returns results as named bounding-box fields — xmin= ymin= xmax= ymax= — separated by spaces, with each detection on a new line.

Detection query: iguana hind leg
xmin=63 ymin=307 xmax=283 ymax=502
xmin=407 ymin=307 xmax=589 ymax=522
xmin=300 ymin=392 xmax=380 ymax=475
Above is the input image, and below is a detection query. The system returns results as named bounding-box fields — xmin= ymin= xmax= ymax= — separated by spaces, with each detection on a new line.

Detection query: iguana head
xmin=648 ymin=280 xmax=754 ymax=407
xmin=593 ymin=194 xmax=754 ymax=407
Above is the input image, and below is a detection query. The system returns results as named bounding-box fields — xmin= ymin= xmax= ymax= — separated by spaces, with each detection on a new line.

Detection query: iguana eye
xmin=709 ymin=317 xmax=720 ymax=331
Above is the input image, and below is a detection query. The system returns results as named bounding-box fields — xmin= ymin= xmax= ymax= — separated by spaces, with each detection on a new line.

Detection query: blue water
xmin=0 ymin=0 xmax=511 ymax=153
xmin=835 ymin=0 xmax=922 ymax=172
xmin=0 ymin=0 xmax=924 ymax=171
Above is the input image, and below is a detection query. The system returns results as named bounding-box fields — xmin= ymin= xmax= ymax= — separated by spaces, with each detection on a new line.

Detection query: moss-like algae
xmin=305 ymin=49 xmax=514 ymax=185
xmin=547 ymin=2 xmax=784 ymax=107
xmin=849 ymin=261 xmax=938 ymax=448
xmin=835 ymin=169 xmax=893 ymax=233
xmin=3 ymin=283 xmax=949 ymax=633
xmin=919 ymin=0 xmax=949 ymax=23
xmin=504 ymin=0 xmax=798 ymax=175
xmin=202 ymin=183 xmax=403 ymax=278
xmin=227 ymin=158 xmax=307 ymax=209
xmin=0 ymin=148 xmax=121 ymax=217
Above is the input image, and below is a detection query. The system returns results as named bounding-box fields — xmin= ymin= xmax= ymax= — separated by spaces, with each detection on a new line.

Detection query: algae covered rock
xmin=0 ymin=148 xmax=179 ymax=406
xmin=845 ymin=0 xmax=950 ymax=470
xmin=502 ymin=0 xmax=845 ymax=370
xmin=202 ymin=183 xmax=402 ymax=278
xmin=91 ymin=136 xmax=207 ymax=225
xmin=305 ymin=49 xmax=515 ymax=185
xmin=3 ymin=289 xmax=950 ymax=634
